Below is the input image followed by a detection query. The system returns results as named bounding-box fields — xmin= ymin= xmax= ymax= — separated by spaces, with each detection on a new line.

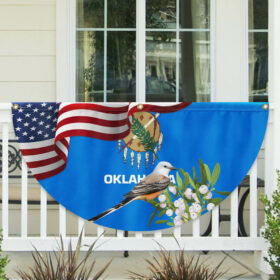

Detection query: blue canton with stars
xmin=12 ymin=102 xmax=59 ymax=143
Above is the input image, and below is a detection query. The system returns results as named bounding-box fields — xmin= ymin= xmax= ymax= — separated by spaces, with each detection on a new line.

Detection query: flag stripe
xmin=23 ymin=151 xmax=57 ymax=162
xmin=27 ymin=156 xmax=61 ymax=168
xmin=56 ymin=116 xmax=129 ymax=130
xmin=21 ymin=145 xmax=55 ymax=156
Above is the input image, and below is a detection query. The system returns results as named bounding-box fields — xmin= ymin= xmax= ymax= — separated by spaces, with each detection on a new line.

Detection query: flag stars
xmin=23 ymin=122 xmax=30 ymax=127
xmin=32 ymin=117 xmax=38 ymax=122
xmin=18 ymin=108 xmax=23 ymax=113
xmin=22 ymin=131 xmax=28 ymax=136
xmin=41 ymin=103 xmax=47 ymax=107
xmin=25 ymin=113 xmax=31 ymax=117
xmin=17 ymin=117 xmax=22 ymax=122
xmin=51 ymin=127 xmax=56 ymax=132
xmin=45 ymin=124 xmax=50 ymax=129
xmin=33 ymin=108 xmax=39 ymax=113
xmin=39 ymin=121 xmax=44 ymax=126
xmin=40 ymin=112 xmax=45 ymax=116
xmin=44 ymin=133 xmax=49 ymax=138
xmin=48 ymin=106 xmax=53 ymax=110
xmin=29 ymin=136 xmax=35 ymax=140
xmin=46 ymin=115 xmax=51 ymax=120
xmin=15 ymin=127 xmax=21 ymax=131
xmin=37 ymin=130 xmax=43 ymax=135
xmin=30 ymin=126 xmax=36 ymax=131
xmin=26 ymin=104 xmax=32 ymax=108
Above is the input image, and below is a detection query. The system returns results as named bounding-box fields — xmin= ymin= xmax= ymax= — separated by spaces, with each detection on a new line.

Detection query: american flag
xmin=12 ymin=102 xmax=190 ymax=180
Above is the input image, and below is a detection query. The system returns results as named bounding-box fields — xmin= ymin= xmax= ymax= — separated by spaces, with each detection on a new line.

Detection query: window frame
xmin=56 ymin=0 xmax=251 ymax=103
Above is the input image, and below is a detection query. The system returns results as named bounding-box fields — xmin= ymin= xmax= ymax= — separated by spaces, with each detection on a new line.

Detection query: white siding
xmin=0 ymin=0 xmax=56 ymax=102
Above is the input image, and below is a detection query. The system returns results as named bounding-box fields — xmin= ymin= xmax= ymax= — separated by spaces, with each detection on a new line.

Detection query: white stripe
xmin=56 ymin=140 xmax=69 ymax=157
xmin=58 ymin=102 xmax=129 ymax=111
xmin=56 ymin=122 xmax=129 ymax=136
xmin=57 ymin=109 xmax=128 ymax=123
xmin=23 ymin=151 xmax=57 ymax=162
xmin=30 ymin=160 xmax=65 ymax=175
xmin=19 ymin=139 xmax=54 ymax=149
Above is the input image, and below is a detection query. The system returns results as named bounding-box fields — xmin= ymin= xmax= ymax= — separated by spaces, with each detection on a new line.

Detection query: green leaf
xmin=183 ymin=172 xmax=189 ymax=189
xmin=167 ymin=222 xmax=174 ymax=226
xmin=207 ymin=198 xmax=223 ymax=205
xmin=211 ymin=163 xmax=221 ymax=185
xmin=155 ymin=220 xmax=169 ymax=224
xmin=176 ymin=172 xmax=183 ymax=191
xmin=148 ymin=209 xmax=158 ymax=227
xmin=192 ymin=166 xmax=198 ymax=183
xmin=158 ymin=210 xmax=166 ymax=217
xmin=187 ymin=172 xmax=196 ymax=188
xmin=214 ymin=190 xmax=231 ymax=196
xmin=198 ymin=159 xmax=207 ymax=184
xmin=204 ymin=163 xmax=212 ymax=183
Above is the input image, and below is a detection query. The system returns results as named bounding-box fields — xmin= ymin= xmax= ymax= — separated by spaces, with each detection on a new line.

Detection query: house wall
xmin=0 ymin=0 xmax=56 ymax=102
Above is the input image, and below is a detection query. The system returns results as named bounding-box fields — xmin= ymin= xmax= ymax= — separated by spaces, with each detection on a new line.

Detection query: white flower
xmin=184 ymin=188 xmax=193 ymax=199
xmin=175 ymin=209 xmax=181 ymax=216
xmin=190 ymin=212 xmax=198 ymax=220
xmin=174 ymin=216 xmax=183 ymax=226
xmin=178 ymin=203 xmax=186 ymax=211
xmin=205 ymin=192 xmax=212 ymax=199
xmin=174 ymin=200 xmax=181 ymax=208
xmin=168 ymin=186 xmax=177 ymax=195
xmin=189 ymin=205 xmax=195 ymax=213
xmin=207 ymin=203 xmax=215 ymax=211
xmin=160 ymin=203 xmax=167 ymax=208
xmin=192 ymin=203 xmax=202 ymax=213
xmin=166 ymin=209 xmax=173 ymax=216
xmin=158 ymin=194 xmax=166 ymax=203
xmin=199 ymin=185 xmax=209 ymax=194
xmin=192 ymin=193 xmax=200 ymax=203
xmin=178 ymin=198 xmax=184 ymax=204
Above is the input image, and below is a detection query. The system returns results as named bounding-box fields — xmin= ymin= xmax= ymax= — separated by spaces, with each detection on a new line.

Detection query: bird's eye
xmin=164 ymin=165 xmax=167 ymax=168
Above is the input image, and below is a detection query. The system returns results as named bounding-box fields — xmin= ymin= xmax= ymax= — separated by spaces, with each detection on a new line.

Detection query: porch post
xmin=255 ymin=1 xmax=280 ymax=278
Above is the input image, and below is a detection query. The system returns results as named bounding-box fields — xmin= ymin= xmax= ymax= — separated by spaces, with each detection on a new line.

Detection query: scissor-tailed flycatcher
xmin=88 ymin=161 xmax=176 ymax=222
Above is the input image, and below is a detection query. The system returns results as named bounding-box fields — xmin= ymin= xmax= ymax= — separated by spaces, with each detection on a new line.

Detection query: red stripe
xmin=56 ymin=116 xmax=129 ymax=130
xmin=59 ymin=138 xmax=69 ymax=149
xmin=21 ymin=145 xmax=55 ymax=155
xmin=34 ymin=164 xmax=66 ymax=180
xmin=58 ymin=103 xmax=129 ymax=116
xmin=128 ymin=102 xmax=192 ymax=116
xmin=27 ymin=156 xmax=61 ymax=168
xmin=55 ymin=129 xmax=130 ymax=142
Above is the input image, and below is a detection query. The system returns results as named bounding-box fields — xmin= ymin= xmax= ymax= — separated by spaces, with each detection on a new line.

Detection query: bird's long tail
xmin=88 ymin=197 xmax=135 ymax=222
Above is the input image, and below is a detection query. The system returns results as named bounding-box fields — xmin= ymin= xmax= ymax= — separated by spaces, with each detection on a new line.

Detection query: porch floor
xmin=5 ymin=251 xmax=262 ymax=279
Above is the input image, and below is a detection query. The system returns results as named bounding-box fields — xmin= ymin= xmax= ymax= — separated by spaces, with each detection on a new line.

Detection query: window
xmin=76 ymin=0 xmax=211 ymax=102
xmin=249 ymin=0 xmax=268 ymax=102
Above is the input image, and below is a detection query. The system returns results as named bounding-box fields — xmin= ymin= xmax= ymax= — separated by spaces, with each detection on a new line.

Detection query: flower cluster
xmin=148 ymin=160 xmax=229 ymax=228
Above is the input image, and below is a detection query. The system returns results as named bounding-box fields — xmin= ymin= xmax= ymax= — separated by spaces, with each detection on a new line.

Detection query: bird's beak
xmin=168 ymin=166 xmax=177 ymax=170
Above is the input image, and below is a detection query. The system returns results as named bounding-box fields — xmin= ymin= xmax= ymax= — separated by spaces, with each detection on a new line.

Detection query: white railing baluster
xmin=250 ymin=161 xmax=258 ymax=237
xmin=135 ymin=232 xmax=143 ymax=238
xmin=78 ymin=217 xmax=85 ymax=237
xmin=154 ymin=230 xmax=162 ymax=238
xmin=2 ymin=123 xmax=9 ymax=238
xmin=230 ymin=188 xmax=239 ymax=237
xmin=59 ymin=205 xmax=66 ymax=237
xmin=40 ymin=188 xmax=47 ymax=237
xmin=117 ymin=230 xmax=124 ymax=238
xmin=97 ymin=226 xmax=105 ymax=237
xmin=21 ymin=159 xmax=28 ymax=238
xmin=192 ymin=218 xmax=200 ymax=237
xmin=212 ymin=206 xmax=219 ymax=237
xmin=173 ymin=226 xmax=181 ymax=237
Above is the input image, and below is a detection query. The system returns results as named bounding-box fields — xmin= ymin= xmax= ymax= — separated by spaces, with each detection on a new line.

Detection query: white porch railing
xmin=0 ymin=103 xmax=275 ymax=252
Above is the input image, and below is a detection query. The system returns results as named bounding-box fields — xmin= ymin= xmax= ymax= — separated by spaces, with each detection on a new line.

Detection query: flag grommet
xmin=137 ymin=104 xmax=143 ymax=110
xmin=12 ymin=104 xmax=20 ymax=110
xmin=262 ymin=104 xmax=269 ymax=110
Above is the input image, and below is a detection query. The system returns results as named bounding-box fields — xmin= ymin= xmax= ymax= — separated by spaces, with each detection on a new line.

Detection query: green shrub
xmin=260 ymin=170 xmax=280 ymax=279
xmin=0 ymin=230 xmax=9 ymax=280
xmin=16 ymin=231 xmax=112 ymax=280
